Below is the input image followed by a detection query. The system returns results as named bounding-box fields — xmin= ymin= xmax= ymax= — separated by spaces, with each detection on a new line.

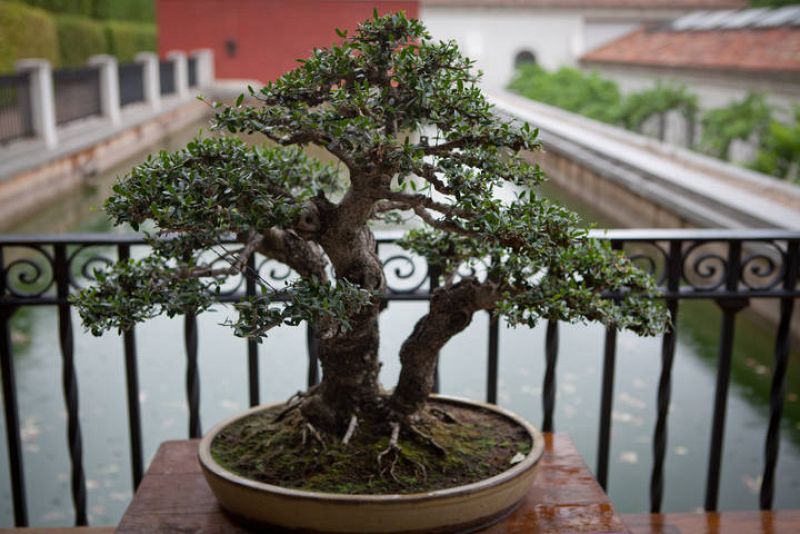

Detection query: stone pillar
xmin=88 ymin=54 xmax=121 ymax=125
xmin=190 ymin=49 xmax=215 ymax=88
xmin=15 ymin=59 xmax=58 ymax=148
xmin=135 ymin=52 xmax=160 ymax=110
xmin=166 ymin=51 xmax=189 ymax=97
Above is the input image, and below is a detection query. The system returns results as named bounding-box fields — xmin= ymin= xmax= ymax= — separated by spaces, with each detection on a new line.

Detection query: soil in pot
xmin=210 ymin=398 xmax=532 ymax=494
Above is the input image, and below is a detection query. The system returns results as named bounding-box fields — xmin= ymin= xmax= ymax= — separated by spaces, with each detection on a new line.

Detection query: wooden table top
xmin=116 ymin=433 xmax=628 ymax=533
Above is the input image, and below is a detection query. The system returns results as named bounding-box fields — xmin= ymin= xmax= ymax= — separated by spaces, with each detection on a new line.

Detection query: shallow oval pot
xmin=198 ymin=394 xmax=545 ymax=533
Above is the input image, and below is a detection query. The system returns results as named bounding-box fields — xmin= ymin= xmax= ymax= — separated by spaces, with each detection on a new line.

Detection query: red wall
xmin=157 ymin=0 xmax=419 ymax=83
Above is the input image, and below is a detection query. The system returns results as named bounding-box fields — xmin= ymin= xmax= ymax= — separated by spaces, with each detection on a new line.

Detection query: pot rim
xmin=198 ymin=393 xmax=545 ymax=504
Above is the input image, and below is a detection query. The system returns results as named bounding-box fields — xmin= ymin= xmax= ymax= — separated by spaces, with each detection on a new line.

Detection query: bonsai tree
xmin=74 ymin=13 xmax=666 ymax=453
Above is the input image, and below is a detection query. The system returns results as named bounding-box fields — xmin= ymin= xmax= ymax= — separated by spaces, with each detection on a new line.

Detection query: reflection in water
xmin=1 ymin=120 xmax=799 ymax=526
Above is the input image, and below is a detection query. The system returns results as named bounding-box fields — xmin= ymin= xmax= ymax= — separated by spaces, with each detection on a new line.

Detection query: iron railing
xmin=0 ymin=73 xmax=33 ymax=145
xmin=118 ymin=63 xmax=145 ymax=107
xmin=187 ymin=56 xmax=198 ymax=88
xmin=159 ymin=61 xmax=175 ymax=95
xmin=0 ymin=229 xmax=798 ymax=526
xmin=53 ymin=67 xmax=102 ymax=126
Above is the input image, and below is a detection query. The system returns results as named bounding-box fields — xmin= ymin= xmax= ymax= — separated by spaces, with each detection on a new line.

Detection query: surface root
xmin=377 ymin=422 xmax=428 ymax=484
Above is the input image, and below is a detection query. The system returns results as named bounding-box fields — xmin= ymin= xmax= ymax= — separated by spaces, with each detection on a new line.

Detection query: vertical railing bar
xmin=542 ymin=319 xmax=559 ymax=433
xmin=306 ymin=324 xmax=320 ymax=388
xmin=0 ymin=307 xmax=27 ymax=526
xmin=487 ymin=313 xmax=499 ymax=404
xmin=650 ymin=240 xmax=682 ymax=513
xmin=596 ymin=241 xmax=623 ymax=490
xmin=705 ymin=240 xmax=746 ymax=512
xmin=184 ymin=312 xmax=201 ymax=438
xmin=54 ymin=243 xmax=87 ymax=525
xmin=245 ymin=254 xmax=259 ymax=407
xmin=596 ymin=325 xmax=617 ymax=489
xmin=0 ymin=247 xmax=29 ymax=526
xmin=760 ymin=239 xmax=799 ymax=510
xmin=0 ymin=245 xmax=28 ymax=527
xmin=118 ymin=244 xmax=143 ymax=490
xmin=429 ymin=263 xmax=441 ymax=394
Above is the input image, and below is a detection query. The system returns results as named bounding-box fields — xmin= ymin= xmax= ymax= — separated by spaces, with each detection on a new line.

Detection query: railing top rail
xmin=52 ymin=66 xmax=100 ymax=78
xmin=0 ymin=72 xmax=29 ymax=85
xmin=2 ymin=229 xmax=800 ymax=247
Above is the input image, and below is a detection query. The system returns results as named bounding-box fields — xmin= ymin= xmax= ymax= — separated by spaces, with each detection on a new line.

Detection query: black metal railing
xmin=53 ymin=67 xmax=102 ymax=126
xmin=159 ymin=61 xmax=175 ymax=96
xmin=0 ymin=229 xmax=798 ymax=526
xmin=187 ymin=56 xmax=198 ymax=88
xmin=0 ymin=72 xmax=33 ymax=145
xmin=118 ymin=63 xmax=145 ymax=107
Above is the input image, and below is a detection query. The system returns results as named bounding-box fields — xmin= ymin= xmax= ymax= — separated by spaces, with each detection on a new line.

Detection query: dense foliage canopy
xmin=74 ymin=13 xmax=668 ymax=427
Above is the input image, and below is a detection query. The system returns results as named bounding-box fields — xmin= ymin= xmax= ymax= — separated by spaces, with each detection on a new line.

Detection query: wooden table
xmin=116 ymin=433 xmax=627 ymax=533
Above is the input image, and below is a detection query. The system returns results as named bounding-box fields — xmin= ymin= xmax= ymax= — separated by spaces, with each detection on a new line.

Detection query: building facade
xmin=157 ymin=0 xmax=418 ymax=83
xmin=420 ymin=0 xmax=744 ymax=89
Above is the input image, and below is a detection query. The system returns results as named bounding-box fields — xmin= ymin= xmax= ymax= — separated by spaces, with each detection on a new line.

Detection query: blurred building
xmin=581 ymin=6 xmax=800 ymax=115
xmin=420 ymin=0 xmax=745 ymax=88
xmin=157 ymin=0 xmax=418 ymax=83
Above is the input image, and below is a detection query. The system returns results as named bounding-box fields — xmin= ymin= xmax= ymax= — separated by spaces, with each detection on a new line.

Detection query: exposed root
xmin=430 ymin=406 xmax=461 ymax=425
xmin=342 ymin=414 xmax=359 ymax=445
xmin=377 ymin=422 xmax=428 ymax=484
xmin=273 ymin=391 xmax=305 ymax=423
xmin=306 ymin=422 xmax=327 ymax=450
xmin=409 ymin=424 xmax=447 ymax=456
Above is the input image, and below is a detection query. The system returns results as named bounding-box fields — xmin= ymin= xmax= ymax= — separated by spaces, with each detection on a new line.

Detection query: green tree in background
xmin=0 ymin=1 xmax=59 ymax=72
xmin=699 ymin=93 xmax=772 ymax=160
xmin=55 ymin=14 xmax=108 ymax=66
xmin=507 ymin=64 xmax=622 ymax=123
xmin=1 ymin=0 xmax=156 ymax=71
xmin=750 ymin=0 xmax=800 ymax=6
xmin=11 ymin=0 xmax=153 ymax=21
xmin=752 ymin=108 xmax=800 ymax=182
xmin=615 ymin=82 xmax=697 ymax=137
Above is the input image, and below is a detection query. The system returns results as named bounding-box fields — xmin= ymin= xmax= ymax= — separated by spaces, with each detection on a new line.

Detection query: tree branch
xmin=258 ymin=228 xmax=328 ymax=281
xmin=390 ymin=278 xmax=500 ymax=417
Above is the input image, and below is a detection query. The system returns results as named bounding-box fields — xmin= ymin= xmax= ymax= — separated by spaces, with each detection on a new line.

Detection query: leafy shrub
xmin=12 ymin=0 xmax=92 ymax=17
xmin=55 ymin=14 xmax=108 ymax=66
xmin=751 ymin=108 xmax=800 ymax=182
xmin=92 ymin=0 xmax=153 ymax=22
xmin=615 ymin=82 xmax=698 ymax=135
xmin=507 ymin=64 xmax=623 ymax=124
xmin=699 ymin=93 xmax=772 ymax=159
xmin=104 ymin=20 xmax=156 ymax=62
xmin=0 ymin=1 xmax=59 ymax=72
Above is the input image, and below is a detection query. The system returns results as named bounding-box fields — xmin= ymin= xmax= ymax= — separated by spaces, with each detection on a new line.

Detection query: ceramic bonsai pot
xmin=198 ymin=394 xmax=545 ymax=533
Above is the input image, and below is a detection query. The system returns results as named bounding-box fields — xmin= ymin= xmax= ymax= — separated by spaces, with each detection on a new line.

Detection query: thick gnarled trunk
xmin=300 ymin=223 xmax=387 ymax=433
xmin=390 ymin=279 xmax=498 ymax=418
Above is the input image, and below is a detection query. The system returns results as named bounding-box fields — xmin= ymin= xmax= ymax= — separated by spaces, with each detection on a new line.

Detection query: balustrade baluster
xmin=542 ymin=319 xmax=559 ymax=433
xmin=705 ymin=241 xmax=747 ymax=512
xmin=118 ymin=244 xmax=143 ymax=490
xmin=245 ymin=254 xmax=260 ymax=407
xmin=307 ymin=324 xmax=320 ymax=387
xmin=650 ymin=240 xmax=682 ymax=513
xmin=184 ymin=312 xmax=201 ymax=438
xmin=760 ymin=240 xmax=799 ymax=510
xmin=54 ymin=243 xmax=87 ymax=525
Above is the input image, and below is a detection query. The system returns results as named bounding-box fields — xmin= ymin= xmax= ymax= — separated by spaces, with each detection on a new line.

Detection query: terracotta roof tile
xmin=422 ymin=0 xmax=745 ymax=8
xmin=581 ymin=27 xmax=800 ymax=73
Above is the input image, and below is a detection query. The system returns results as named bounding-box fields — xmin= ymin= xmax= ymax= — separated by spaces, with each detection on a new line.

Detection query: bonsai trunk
xmin=300 ymin=224 xmax=387 ymax=434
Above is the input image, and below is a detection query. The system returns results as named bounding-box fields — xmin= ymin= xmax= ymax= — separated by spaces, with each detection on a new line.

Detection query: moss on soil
xmin=211 ymin=399 xmax=532 ymax=495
